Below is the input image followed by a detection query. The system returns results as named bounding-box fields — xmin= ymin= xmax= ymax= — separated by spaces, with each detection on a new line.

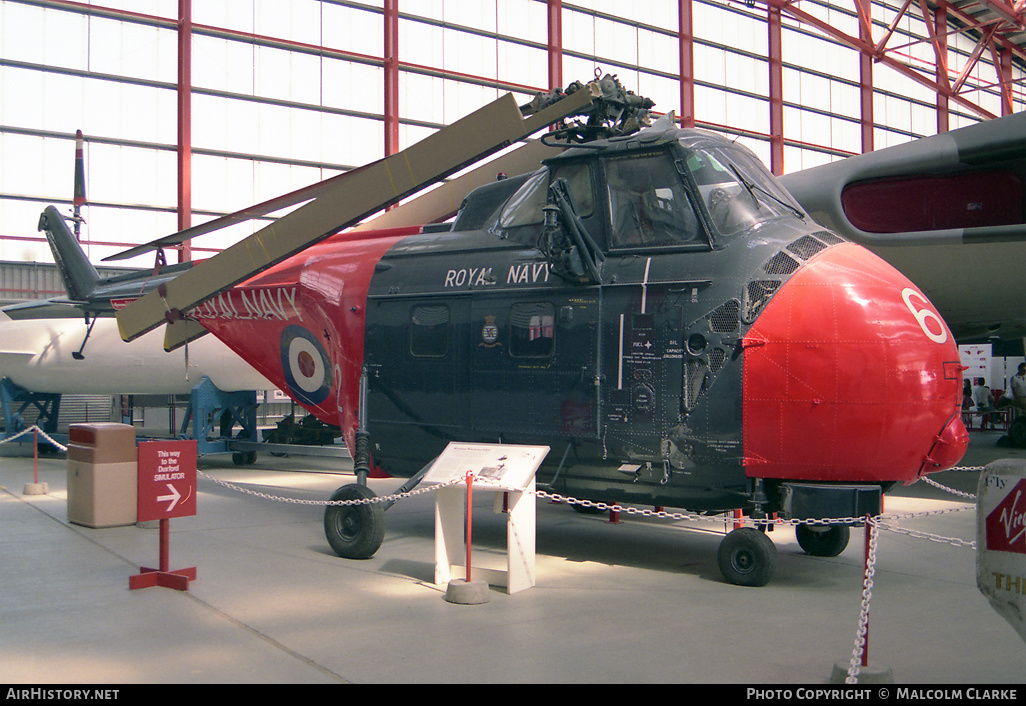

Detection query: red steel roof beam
xmin=751 ymin=0 xmax=999 ymax=119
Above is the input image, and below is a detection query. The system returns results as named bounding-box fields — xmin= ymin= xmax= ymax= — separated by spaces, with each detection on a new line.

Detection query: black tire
xmin=795 ymin=523 xmax=850 ymax=557
xmin=717 ymin=527 xmax=777 ymax=587
xmin=324 ymin=484 xmax=385 ymax=559
xmin=1009 ymin=417 xmax=1026 ymax=448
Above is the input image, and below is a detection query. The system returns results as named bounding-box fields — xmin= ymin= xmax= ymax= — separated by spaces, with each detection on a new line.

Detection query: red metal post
xmin=548 ymin=0 xmax=563 ymax=91
xmin=857 ymin=0 xmax=875 ymax=153
xmin=998 ymin=46 xmax=1014 ymax=116
xmin=177 ymin=0 xmax=192 ymax=262
xmin=862 ymin=516 xmax=871 ymax=667
xmin=767 ymin=5 xmax=784 ymax=175
xmin=383 ymin=0 xmax=400 ymax=158
xmin=678 ymin=0 xmax=696 ymax=128
xmin=160 ymin=519 xmax=171 ymax=574
xmin=934 ymin=5 xmax=950 ymax=134
xmin=465 ymin=472 xmax=474 ymax=582
xmin=33 ymin=427 xmax=39 ymax=485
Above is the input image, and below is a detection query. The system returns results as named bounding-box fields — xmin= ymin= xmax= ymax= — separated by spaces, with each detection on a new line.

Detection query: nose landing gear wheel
xmin=717 ymin=527 xmax=778 ymax=587
xmin=324 ymin=483 xmax=385 ymax=559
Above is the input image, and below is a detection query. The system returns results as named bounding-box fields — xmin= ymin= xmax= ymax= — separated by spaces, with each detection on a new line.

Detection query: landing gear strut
xmin=324 ymin=368 xmax=384 ymax=560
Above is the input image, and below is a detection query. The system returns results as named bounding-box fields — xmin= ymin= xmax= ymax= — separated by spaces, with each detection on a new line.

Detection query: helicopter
xmin=104 ymin=75 xmax=969 ymax=587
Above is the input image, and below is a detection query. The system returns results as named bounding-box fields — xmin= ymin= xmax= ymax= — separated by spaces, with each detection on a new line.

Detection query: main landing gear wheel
xmin=324 ymin=483 xmax=385 ymax=559
xmin=232 ymin=451 xmax=257 ymax=465
xmin=795 ymin=523 xmax=850 ymax=557
xmin=1009 ymin=416 xmax=1026 ymax=449
xmin=717 ymin=527 xmax=778 ymax=587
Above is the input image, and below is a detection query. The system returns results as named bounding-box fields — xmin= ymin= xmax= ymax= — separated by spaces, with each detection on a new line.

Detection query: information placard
xmin=137 ymin=440 xmax=197 ymax=523
xmin=421 ymin=442 xmax=549 ymax=490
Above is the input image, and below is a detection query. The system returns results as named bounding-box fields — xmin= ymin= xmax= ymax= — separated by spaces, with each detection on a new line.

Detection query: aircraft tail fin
xmin=37 ymin=205 xmax=99 ymax=302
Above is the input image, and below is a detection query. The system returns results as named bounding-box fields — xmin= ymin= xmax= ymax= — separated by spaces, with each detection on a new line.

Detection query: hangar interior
xmin=1 ymin=0 xmax=1026 ymax=686
xmin=2 ymin=0 xmax=1025 ymax=434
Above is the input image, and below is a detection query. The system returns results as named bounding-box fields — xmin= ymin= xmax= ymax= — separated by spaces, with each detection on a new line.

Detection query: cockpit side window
xmin=496 ymin=162 xmax=594 ymax=232
xmin=605 ymin=152 xmax=705 ymax=250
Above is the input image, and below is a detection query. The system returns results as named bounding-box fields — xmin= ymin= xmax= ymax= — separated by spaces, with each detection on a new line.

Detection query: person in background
xmin=972 ymin=377 xmax=996 ymax=429
xmin=1010 ymin=363 xmax=1026 ymax=416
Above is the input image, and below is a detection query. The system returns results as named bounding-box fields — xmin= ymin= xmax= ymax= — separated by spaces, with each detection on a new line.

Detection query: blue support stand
xmin=177 ymin=376 xmax=258 ymax=462
xmin=1 ymin=377 xmax=62 ymax=440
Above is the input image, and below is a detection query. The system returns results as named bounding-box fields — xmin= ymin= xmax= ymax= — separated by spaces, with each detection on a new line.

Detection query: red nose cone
xmin=924 ymin=413 xmax=970 ymax=474
xmin=742 ymin=242 xmax=967 ymax=483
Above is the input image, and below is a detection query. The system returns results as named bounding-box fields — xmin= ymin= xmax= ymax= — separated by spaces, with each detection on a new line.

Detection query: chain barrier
xmin=921 ymin=475 xmax=977 ymax=501
xmin=198 ymin=469 xmax=464 ymax=505
xmin=3 ymin=427 xmax=982 ymax=544
xmin=195 ymin=461 xmax=987 ymax=688
xmin=196 ymin=465 xmax=980 ymax=542
xmin=5 ymin=429 xmax=990 ymax=683
xmin=0 ymin=425 xmax=67 ymax=452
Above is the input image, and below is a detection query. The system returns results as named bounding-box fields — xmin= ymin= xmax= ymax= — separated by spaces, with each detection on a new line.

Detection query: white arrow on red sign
xmin=157 ymin=484 xmax=182 ymax=512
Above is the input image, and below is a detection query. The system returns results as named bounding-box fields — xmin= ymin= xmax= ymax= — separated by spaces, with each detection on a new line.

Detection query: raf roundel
xmin=280 ymin=325 xmax=332 ymax=406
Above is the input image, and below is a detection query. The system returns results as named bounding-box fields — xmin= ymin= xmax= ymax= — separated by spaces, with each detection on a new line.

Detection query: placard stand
xmin=130 ymin=439 xmax=198 ymax=591
xmin=423 ymin=443 xmax=549 ymax=597
xmin=129 ymin=519 xmax=196 ymax=591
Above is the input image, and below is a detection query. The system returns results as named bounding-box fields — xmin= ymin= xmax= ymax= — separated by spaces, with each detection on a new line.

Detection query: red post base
xmin=128 ymin=518 xmax=195 ymax=591
xmin=130 ymin=566 xmax=196 ymax=591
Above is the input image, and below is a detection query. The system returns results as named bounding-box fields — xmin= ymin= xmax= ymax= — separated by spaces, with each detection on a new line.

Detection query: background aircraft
xmin=780 ymin=111 xmax=1026 ymax=348
xmin=0 ymin=309 xmax=271 ymax=396
xmin=1 ymin=132 xmax=273 ymax=397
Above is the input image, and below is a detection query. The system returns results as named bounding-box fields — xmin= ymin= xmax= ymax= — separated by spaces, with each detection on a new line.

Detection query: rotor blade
xmin=350 ymin=139 xmax=562 ymax=231
xmin=115 ymin=84 xmax=600 ymax=342
xmin=101 ymin=163 xmax=373 ymax=262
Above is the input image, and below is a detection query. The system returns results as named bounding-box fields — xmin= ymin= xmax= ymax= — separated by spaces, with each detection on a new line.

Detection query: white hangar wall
xmin=0 ymin=0 xmax=1022 ymax=271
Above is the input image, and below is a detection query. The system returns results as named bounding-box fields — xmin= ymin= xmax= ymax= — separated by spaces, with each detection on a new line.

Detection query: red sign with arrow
xmin=137 ymin=440 xmax=197 ymax=523
xmin=131 ymin=439 xmax=198 ymax=591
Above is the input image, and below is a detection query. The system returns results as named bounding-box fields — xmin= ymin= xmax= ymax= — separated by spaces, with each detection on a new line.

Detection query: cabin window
xmin=410 ymin=304 xmax=450 ymax=358
xmin=605 ymin=152 xmax=703 ymax=249
xmin=509 ymin=302 xmax=555 ymax=358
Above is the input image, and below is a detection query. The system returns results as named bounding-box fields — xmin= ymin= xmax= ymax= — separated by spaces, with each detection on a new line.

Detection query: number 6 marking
xmin=902 ymin=287 xmax=947 ymax=344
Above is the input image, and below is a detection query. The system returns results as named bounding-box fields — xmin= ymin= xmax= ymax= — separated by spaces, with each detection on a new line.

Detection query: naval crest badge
xmin=481 ymin=315 xmax=500 ymax=347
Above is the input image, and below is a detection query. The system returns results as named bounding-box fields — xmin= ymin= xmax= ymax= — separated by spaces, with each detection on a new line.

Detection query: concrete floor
xmin=1 ymin=430 xmax=1024 ymax=685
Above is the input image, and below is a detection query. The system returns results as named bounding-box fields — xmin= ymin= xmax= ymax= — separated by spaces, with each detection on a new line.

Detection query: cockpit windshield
xmin=605 ymin=152 xmax=704 ymax=249
xmin=488 ymin=137 xmax=804 ymax=251
xmin=683 ymin=141 xmax=805 ymax=240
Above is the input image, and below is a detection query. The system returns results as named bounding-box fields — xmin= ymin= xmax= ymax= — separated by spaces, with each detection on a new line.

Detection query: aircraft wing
xmin=1 ymin=299 xmax=89 ymax=320
xmin=780 ymin=112 xmax=1026 ymax=342
xmin=115 ymin=83 xmax=605 ymax=347
xmin=780 ymin=112 xmax=1026 ymax=247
